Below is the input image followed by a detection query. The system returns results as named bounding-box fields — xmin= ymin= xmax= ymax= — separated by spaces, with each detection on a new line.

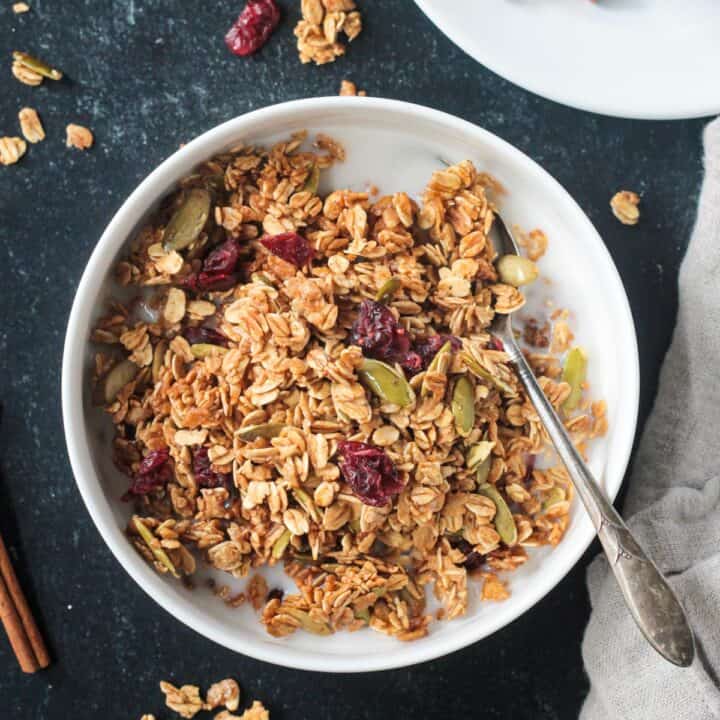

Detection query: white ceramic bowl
xmin=62 ymin=97 xmax=639 ymax=672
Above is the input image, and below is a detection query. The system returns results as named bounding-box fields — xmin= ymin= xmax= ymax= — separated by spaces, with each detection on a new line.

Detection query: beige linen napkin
xmin=582 ymin=117 xmax=720 ymax=719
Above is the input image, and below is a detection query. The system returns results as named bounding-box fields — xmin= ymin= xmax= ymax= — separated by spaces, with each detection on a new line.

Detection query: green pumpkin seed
xmin=13 ymin=51 xmax=62 ymax=80
xmin=542 ymin=486 xmax=566 ymax=511
xmin=102 ymin=359 xmax=139 ymax=403
xmin=272 ymin=529 xmax=292 ymax=559
xmin=152 ymin=340 xmax=168 ymax=383
xmin=451 ymin=375 xmax=475 ymax=437
xmin=474 ymin=455 xmax=492 ymax=486
xmin=477 ymin=483 xmax=518 ymax=546
xmin=561 ymin=346 xmax=587 ymax=412
xmin=496 ymin=254 xmax=539 ymax=287
xmin=374 ymin=277 xmax=401 ymax=304
xmin=354 ymin=607 xmax=371 ymax=623
xmin=358 ymin=358 xmax=414 ymax=407
xmin=466 ymin=441 xmax=495 ymax=470
xmin=293 ymin=488 xmax=320 ymax=523
xmin=283 ymin=607 xmax=332 ymax=635
xmin=421 ymin=340 xmax=452 ymax=396
xmin=133 ymin=516 xmax=179 ymax=578
xmin=460 ymin=352 xmax=514 ymax=395
xmin=162 ymin=188 xmax=212 ymax=251
xmin=251 ymin=272 xmax=275 ymax=287
xmin=302 ymin=164 xmax=320 ymax=194
xmin=236 ymin=423 xmax=286 ymax=441
xmin=190 ymin=343 xmax=228 ymax=359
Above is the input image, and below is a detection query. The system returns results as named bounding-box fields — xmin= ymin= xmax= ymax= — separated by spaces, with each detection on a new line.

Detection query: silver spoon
xmin=489 ymin=213 xmax=695 ymax=667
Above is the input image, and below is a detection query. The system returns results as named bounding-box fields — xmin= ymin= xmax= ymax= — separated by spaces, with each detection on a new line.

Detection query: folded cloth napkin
xmin=581 ymin=117 xmax=720 ymax=719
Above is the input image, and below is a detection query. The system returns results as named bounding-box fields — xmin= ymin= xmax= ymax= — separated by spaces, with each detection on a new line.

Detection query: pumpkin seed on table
xmin=561 ymin=346 xmax=587 ymax=412
xmin=496 ymin=254 xmax=539 ymax=287
xmin=133 ymin=516 xmax=179 ymax=577
xmin=101 ymin=359 xmax=139 ymax=403
xmin=358 ymin=358 xmax=414 ymax=407
xmin=12 ymin=50 xmax=63 ymax=80
xmin=477 ymin=483 xmax=518 ymax=546
xmin=451 ymin=375 xmax=475 ymax=437
xmin=162 ymin=188 xmax=212 ymax=251
xmin=374 ymin=276 xmax=401 ymax=304
xmin=236 ymin=423 xmax=286 ymax=441
xmin=190 ymin=343 xmax=228 ymax=359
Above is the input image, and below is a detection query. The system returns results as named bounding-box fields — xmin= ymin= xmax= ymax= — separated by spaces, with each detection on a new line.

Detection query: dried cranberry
xmin=413 ymin=334 xmax=462 ymax=370
xmin=204 ymin=238 xmax=241 ymax=274
xmin=337 ymin=441 xmax=403 ymax=507
xmin=267 ymin=588 xmax=284 ymax=602
xmin=225 ymin=0 xmax=281 ymax=57
xmin=450 ymin=537 xmax=485 ymax=571
xmin=349 ymin=299 xmax=412 ymax=363
xmin=260 ymin=232 xmax=315 ymax=268
xmin=488 ymin=336 xmax=504 ymax=351
xmin=183 ymin=326 xmax=228 ymax=347
xmin=123 ymin=448 xmax=173 ymax=500
xmin=185 ymin=239 xmax=242 ymax=293
xmin=193 ymin=446 xmax=232 ymax=490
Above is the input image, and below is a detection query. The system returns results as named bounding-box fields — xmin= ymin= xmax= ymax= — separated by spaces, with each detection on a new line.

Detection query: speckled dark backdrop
xmin=0 ymin=1 xmax=709 ymax=718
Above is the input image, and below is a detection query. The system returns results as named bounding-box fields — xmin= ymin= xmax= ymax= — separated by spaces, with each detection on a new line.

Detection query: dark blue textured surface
xmin=0 ymin=1 xmax=708 ymax=717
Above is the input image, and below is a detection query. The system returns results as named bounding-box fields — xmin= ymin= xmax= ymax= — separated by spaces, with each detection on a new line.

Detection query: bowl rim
xmin=62 ymin=96 xmax=640 ymax=673
xmin=414 ymin=0 xmax=720 ymax=120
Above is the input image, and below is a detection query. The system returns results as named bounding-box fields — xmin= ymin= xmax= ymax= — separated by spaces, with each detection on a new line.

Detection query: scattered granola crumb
xmin=140 ymin=715 xmax=156 ymax=720
xmin=11 ymin=60 xmax=42 ymax=85
xmin=523 ymin=318 xmax=550 ymax=349
xmin=339 ymin=79 xmax=366 ymax=96
xmin=516 ymin=227 xmax=549 ymax=261
xmin=247 ymin=574 xmax=269 ymax=611
xmin=481 ymin=573 xmax=510 ymax=601
xmin=610 ymin=190 xmax=640 ymax=225
xmin=18 ymin=107 xmax=44 ymax=144
xmin=295 ymin=0 xmax=363 ymax=65
xmin=217 ymin=701 xmax=270 ymax=720
xmin=159 ymin=681 xmax=204 ymax=719
xmin=206 ymin=679 xmax=241 ymax=712
xmin=66 ymin=123 xmax=94 ymax=150
xmin=12 ymin=2 xmax=30 ymax=12
xmin=0 ymin=136 xmax=27 ymax=165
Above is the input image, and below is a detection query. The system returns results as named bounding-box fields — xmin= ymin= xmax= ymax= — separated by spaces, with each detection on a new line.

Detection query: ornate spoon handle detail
xmin=502 ymin=337 xmax=695 ymax=667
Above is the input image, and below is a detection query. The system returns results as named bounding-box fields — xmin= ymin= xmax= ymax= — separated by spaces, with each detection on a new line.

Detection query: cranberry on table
xmin=225 ymin=0 xmax=282 ymax=57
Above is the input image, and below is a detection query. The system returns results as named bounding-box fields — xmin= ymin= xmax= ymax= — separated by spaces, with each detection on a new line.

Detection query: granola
xmin=295 ymin=0 xmax=362 ymax=65
xmin=18 ymin=107 xmax=44 ymax=144
xmin=66 ymin=123 xmax=94 ymax=150
xmin=93 ymin=133 xmax=605 ymax=641
xmin=610 ymin=190 xmax=640 ymax=226
xmin=0 ymin=136 xmax=27 ymax=165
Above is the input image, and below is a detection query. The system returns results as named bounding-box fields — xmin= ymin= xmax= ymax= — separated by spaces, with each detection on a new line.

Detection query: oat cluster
xmin=610 ymin=190 xmax=640 ymax=225
xmin=151 ymin=678 xmax=268 ymax=720
xmin=295 ymin=0 xmax=362 ymax=65
xmin=93 ymin=133 xmax=606 ymax=641
xmin=4 ymin=48 xmax=93 ymax=165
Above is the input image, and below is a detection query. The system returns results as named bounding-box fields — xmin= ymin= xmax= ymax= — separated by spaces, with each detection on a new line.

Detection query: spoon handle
xmin=503 ymin=338 xmax=695 ymax=667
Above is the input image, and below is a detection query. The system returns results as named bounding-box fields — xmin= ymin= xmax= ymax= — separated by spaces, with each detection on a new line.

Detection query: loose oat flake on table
xmin=92 ymin=132 xmax=606 ymax=641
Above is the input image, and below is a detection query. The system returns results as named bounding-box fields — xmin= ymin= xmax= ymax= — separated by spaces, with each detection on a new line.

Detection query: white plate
xmin=62 ymin=97 xmax=639 ymax=672
xmin=415 ymin=0 xmax=720 ymax=120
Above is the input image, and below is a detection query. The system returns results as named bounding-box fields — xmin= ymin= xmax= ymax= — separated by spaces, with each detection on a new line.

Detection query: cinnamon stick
xmin=0 ymin=534 xmax=50 ymax=671
xmin=0 ymin=570 xmax=38 ymax=673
